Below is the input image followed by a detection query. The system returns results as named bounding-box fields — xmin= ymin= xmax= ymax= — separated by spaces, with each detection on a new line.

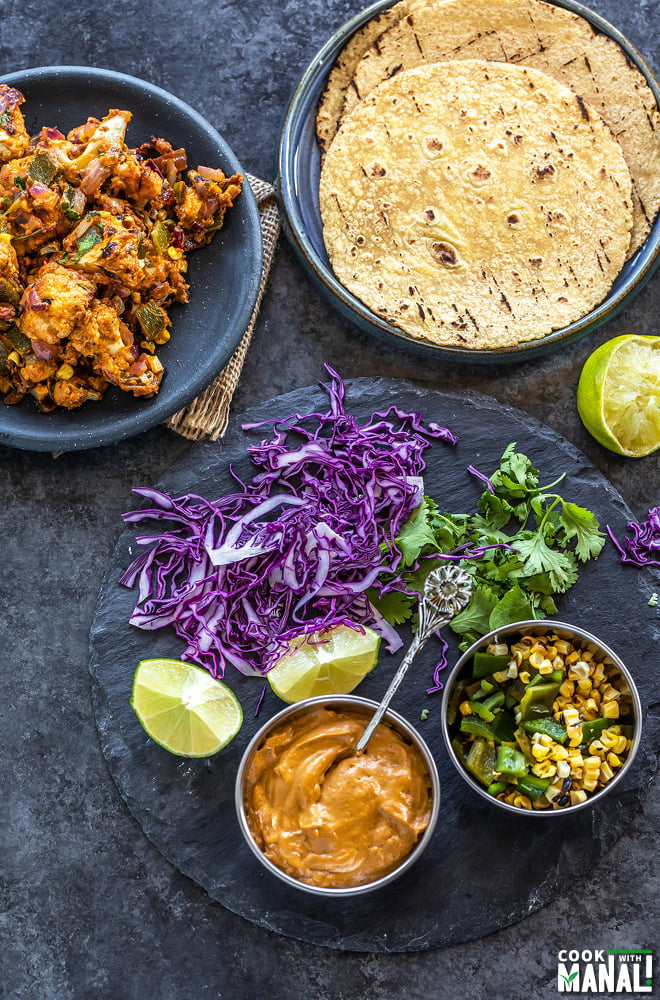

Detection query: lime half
xmin=577 ymin=335 xmax=660 ymax=458
xmin=131 ymin=658 xmax=243 ymax=757
xmin=267 ymin=624 xmax=380 ymax=704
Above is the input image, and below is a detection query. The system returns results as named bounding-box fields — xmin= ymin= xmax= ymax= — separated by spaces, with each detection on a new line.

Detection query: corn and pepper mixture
xmin=448 ymin=631 xmax=635 ymax=810
xmin=0 ymin=84 xmax=242 ymax=411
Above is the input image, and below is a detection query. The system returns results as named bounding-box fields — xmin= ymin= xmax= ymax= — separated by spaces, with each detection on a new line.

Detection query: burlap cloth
xmin=166 ymin=174 xmax=280 ymax=441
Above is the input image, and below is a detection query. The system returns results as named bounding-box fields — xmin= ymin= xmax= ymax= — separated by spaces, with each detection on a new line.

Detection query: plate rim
xmin=276 ymin=0 xmax=660 ymax=363
xmin=0 ymin=64 xmax=263 ymax=451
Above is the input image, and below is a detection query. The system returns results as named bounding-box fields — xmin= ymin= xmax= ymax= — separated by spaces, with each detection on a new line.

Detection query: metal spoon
xmin=355 ymin=563 xmax=473 ymax=753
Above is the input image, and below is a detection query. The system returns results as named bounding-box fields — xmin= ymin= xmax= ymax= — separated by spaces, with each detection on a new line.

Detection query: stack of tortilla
xmin=317 ymin=0 xmax=660 ymax=349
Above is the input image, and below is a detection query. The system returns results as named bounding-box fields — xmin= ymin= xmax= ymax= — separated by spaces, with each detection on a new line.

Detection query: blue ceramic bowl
xmin=277 ymin=0 xmax=660 ymax=363
xmin=0 ymin=66 xmax=263 ymax=451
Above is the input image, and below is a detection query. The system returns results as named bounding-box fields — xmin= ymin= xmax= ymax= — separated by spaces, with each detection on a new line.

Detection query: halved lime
xmin=131 ymin=658 xmax=243 ymax=757
xmin=577 ymin=335 xmax=660 ymax=458
xmin=267 ymin=624 xmax=380 ymax=703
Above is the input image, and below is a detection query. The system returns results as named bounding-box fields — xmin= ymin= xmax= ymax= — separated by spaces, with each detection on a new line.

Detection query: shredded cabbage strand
xmin=120 ymin=368 xmax=456 ymax=677
xmin=607 ymin=506 xmax=660 ymax=568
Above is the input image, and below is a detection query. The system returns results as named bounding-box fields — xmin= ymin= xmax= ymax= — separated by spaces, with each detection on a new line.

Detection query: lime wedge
xmin=267 ymin=624 xmax=380 ymax=703
xmin=577 ymin=335 xmax=660 ymax=458
xmin=131 ymin=658 xmax=243 ymax=757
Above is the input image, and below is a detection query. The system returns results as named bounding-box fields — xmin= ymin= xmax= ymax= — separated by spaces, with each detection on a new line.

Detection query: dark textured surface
xmin=90 ymin=381 xmax=659 ymax=952
xmin=1 ymin=0 xmax=659 ymax=997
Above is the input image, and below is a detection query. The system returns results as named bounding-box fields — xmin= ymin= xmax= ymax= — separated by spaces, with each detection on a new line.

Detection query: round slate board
xmin=89 ymin=379 xmax=660 ymax=953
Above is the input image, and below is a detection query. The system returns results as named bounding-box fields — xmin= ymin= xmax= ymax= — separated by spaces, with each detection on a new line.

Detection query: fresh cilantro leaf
xmin=490 ymin=443 xmax=540 ymax=499
xmin=396 ymin=498 xmax=438 ymax=567
xmin=367 ymin=588 xmax=414 ymax=627
xmin=514 ymin=534 xmax=578 ymax=592
xmin=523 ymin=571 xmax=555 ymax=595
xmin=560 ymin=501 xmax=606 ymax=561
xmin=429 ymin=510 xmax=470 ymax=551
xmin=536 ymin=594 xmax=558 ymax=615
xmin=489 ymin=585 xmax=537 ymax=630
xmin=477 ymin=491 xmax=515 ymax=529
xmin=404 ymin=557 xmax=443 ymax=597
xmin=450 ymin=583 xmax=499 ymax=638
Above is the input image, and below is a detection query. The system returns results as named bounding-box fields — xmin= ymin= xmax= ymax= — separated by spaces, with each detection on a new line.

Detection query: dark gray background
xmin=1 ymin=1 xmax=658 ymax=998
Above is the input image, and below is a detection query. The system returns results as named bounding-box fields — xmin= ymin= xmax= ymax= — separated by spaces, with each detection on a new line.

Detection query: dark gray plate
xmin=0 ymin=66 xmax=262 ymax=451
xmin=277 ymin=0 xmax=660 ymax=363
xmin=89 ymin=378 xmax=660 ymax=952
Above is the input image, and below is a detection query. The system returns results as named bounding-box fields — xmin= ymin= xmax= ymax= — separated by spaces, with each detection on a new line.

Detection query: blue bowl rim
xmin=0 ymin=64 xmax=263 ymax=451
xmin=277 ymin=0 xmax=660 ymax=363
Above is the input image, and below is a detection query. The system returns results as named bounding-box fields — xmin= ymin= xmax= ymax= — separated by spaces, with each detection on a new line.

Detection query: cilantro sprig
xmin=369 ymin=443 xmax=605 ymax=650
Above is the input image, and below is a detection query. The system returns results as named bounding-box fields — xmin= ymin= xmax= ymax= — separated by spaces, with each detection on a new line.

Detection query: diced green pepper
xmin=72 ymin=220 xmax=103 ymax=262
xmin=547 ymin=669 xmax=564 ymax=684
xmin=465 ymin=737 xmax=498 ymax=787
xmin=518 ymin=681 xmax=561 ymax=721
xmin=150 ymin=219 xmax=170 ymax=253
xmin=0 ymin=275 xmax=22 ymax=306
xmin=473 ymin=651 xmax=510 ymax=678
xmin=7 ymin=325 xmax=31 ymax=354
xmin=61 ymin=184 xmax=82 ymax=222
xmin=28 ymin=151 xmax=57 ymax=185
xmin=492 ymin=710 xmax=517 ymax=744
xmin=482 ymin=691 xmax=505 ymax=712
xmin=134 ymin=301 xmax=167 ymax=339
xmin=480 ymin=679 xmax=495 ymax=694
xmin=522 ymin=717 xmax=568 ymax=744
xmin=506 ymin=678 xmax=526 ymax=704
xmin=496 ymin=745 xmax=529 ymax=778
xmin=468 ymin=701 xmax=495 ymax=722
xmin=517 ymin=774 xmax=551 ymax=800
xmin=486 ymin=781 xmax=509 ymax=797
xmin=579 ymin=717 xmax=610 ymax=745
xmin=451 ymin=736 xmax=467 ymax=765
xmin=460 ymin=714 xmax=496 ymax=741
xmin=446 ymin=682 xmax=465 ymax=727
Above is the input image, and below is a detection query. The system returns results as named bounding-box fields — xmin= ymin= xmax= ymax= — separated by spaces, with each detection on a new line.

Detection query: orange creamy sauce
xmin=244 ymin=706 xmax=433 ymax=889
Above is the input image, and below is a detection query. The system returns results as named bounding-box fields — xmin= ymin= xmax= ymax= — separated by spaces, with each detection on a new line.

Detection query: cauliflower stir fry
xmin=0 ymin=86 xmax=242 ymax=410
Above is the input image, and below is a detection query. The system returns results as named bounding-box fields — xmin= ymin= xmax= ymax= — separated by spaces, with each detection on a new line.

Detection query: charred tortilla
xmin=340 ymin=0 xmax=659 ymax=254
xmin=319 ymin=60 xmax=633 ymax=349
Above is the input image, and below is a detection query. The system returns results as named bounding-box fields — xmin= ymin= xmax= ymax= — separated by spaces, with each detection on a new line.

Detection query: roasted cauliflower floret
xmin=62 ymin=210 xmax=144 ymax=287
xmin=69 ymin=300 xmax=161 ymax=396
xmin=0 ymin=233 xmax=22 ymax=310
xmin=20 ymin=263 xmax=96 ymax=345
xmin=51 ymin=375 xmax=101 ymax=409
xmin=107 ymin=150 xmax=169 ymax=209
xmin=0 ymin=86 xmax=29 ymax=162
xmin=175 ymin=168 xmax=242 ymax=247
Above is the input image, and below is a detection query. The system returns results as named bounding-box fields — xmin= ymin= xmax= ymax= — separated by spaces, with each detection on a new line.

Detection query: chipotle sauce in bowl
xmin=238 ymin=698 xmax=437 ymax=893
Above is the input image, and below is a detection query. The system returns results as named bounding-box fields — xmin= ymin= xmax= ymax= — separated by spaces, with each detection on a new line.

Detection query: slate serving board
xmin=89 ymin=378 xmax=660 ymax=953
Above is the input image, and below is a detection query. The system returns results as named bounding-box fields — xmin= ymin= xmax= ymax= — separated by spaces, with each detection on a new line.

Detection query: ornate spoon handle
xmin=355 ymin=564 xmax=472 ymax=753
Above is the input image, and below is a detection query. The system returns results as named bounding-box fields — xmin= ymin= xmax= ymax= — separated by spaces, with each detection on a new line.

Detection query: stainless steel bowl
xmin=235 ymin=694 xmax=440 ymax=896
xmin=441 ymin=620 xmax=642 ymax=816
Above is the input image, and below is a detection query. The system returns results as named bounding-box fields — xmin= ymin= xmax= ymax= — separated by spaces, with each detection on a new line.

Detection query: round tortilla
xmin=320 ymin=60 xmax=633 ymax=349
xmin=340 ymin=0 xmax=659 ymax=255
xmin=316 ymin=0 xmax=412 ymax=157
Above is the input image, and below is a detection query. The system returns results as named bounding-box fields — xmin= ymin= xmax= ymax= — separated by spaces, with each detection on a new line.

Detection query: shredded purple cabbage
xmin=467 ymin=464 xmax=495 ymax=494
xmin=607 ymin=506 xmax=660 ymax=568
xmin=426 ymin=635 xmax=449 ymax=694
xmin=120 ymin=368 xmax=456 ymax=677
